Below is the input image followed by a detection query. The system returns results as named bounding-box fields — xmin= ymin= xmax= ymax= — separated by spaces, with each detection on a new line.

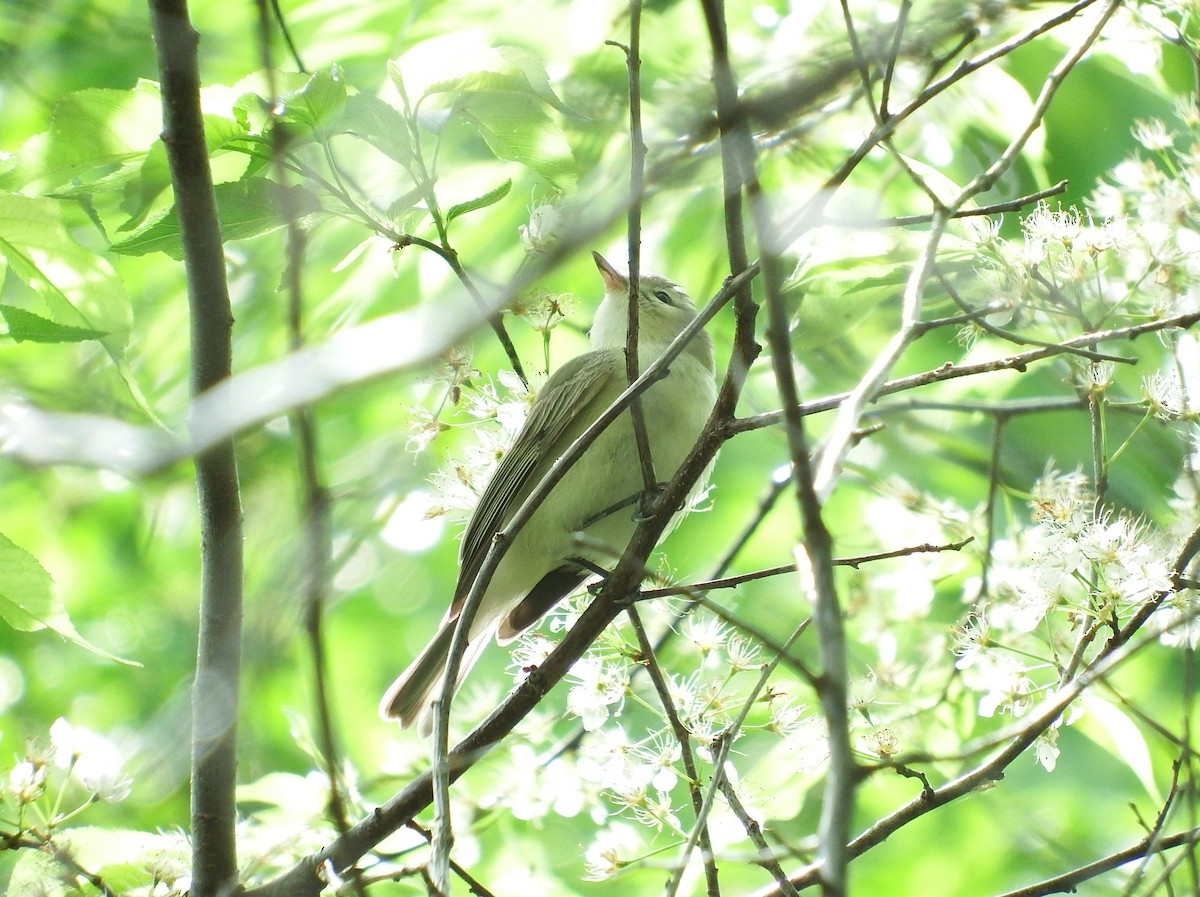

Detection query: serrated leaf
xmin=108 ymin=205 xmax=180 ymax=257
xmin=47 ymin=109 xmax=251 ymax=231
xmin=446 ymin=178 xmax=512 ymax=225
xmin=278 ymin=65 xmax=348 ymax=133
xmin=458 ymin=91 xmax=575 ymax=188
xmin=0 ymin=305 xmax=106 ymax=343
xmin=339 ymin=93 xmax=412 ymax=164
xmin=496 ymin=45 xmax=587 ymax=121
xmin=110 ymin=178 xmax=323 ymax=258
xmin=18 ymin=79 xmax=163 ymax=190
xmin=0 ymin=193 xmax=132 ymax=352
xmin=419 ymin=66 xmax=577 ymax=187
xmin=422 ymin=69 xmax=530 ymax=102
xmin=0 ymin=532 xmax=138 ymax=665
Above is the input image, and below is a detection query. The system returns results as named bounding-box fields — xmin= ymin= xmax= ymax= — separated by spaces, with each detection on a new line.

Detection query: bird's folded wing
xmin=451 ymin=349 xmax=622 ymax=616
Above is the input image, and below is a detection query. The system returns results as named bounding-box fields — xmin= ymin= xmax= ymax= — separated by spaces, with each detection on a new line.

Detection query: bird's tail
xmin=378 ymin=617 xmax=487 ymax=735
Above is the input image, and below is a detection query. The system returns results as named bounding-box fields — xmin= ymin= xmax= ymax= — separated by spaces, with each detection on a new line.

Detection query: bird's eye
xmin=653 ymin=290 xmax=672 ymax=305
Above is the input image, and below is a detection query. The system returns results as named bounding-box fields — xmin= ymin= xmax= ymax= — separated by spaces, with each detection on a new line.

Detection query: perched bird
xmin=380 ymin=252 xmax=716 ymax=731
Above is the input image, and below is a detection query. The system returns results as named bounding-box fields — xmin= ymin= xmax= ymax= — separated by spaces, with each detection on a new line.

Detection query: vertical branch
xmin=626 ymin=605 xmax=720 ymax=897
xmin=979 ymin=414 xmax=1007 ymax=599
xmin=251 ymin=4 xmax=362 ymax=894
xmin=878 ymin=0 xmax=912 ymax=118
xmin=266 ymin=0 xmax=306 ymax=72
xmin=1089 ymin=385 xmax=1109 ymax=505
xmin=698 ymin=0 xmax=851 ymax=892
xmin=147 ymin=3 xmax=244 ymax=896
xmin=614 ymin=0 xmax=660 ymax=506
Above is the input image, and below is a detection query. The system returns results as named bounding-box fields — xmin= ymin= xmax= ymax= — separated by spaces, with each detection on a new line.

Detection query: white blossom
xmin=8 ymin=760 xmax=46 ymax=803
xmin=1133 ymin=118 xmax=1174 ymax=151
xmin=518 ymin=199 xmax=563 ymax=254
xmin=1034 ymin=727 xmax=1060 ymax=772
xmin=50 ymin=717 xmax=132 ymax=802
xmin=566 ymin=657 xmax=628 ymax=731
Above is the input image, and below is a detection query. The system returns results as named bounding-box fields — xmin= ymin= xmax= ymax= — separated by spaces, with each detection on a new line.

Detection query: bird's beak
xmin=592 ymin=251 xmax=627 ymax=293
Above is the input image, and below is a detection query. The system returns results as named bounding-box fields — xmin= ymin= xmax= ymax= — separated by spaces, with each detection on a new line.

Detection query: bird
xmin=379 ymin=251 xmax=717 ymax=731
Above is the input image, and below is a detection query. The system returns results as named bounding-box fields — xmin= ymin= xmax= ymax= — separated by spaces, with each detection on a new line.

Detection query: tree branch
xmin=147 ymin=2 xmax=244 ymax=895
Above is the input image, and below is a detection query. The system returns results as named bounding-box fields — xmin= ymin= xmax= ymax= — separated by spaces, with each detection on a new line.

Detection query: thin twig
xmin=698 ymin=0 xmax=852 ymax=892
xmin=627 ymin=604 xmax=720 ymax=897
xmin=266 ymin=0 xmax=306 ymax=72
xmin=388 ymin=75 xmax=528 ymax=387
xmin=818 ymin=179 xmax=1070 ymax=228
xmin=609 ymin=7 xmax=660 ymax=512
xmin=4 ymin=835 xmax=120 ymax=897
xmin=936 ymin=270 xmax=1132 ymax=364
xmin=878 ymin=0 xmax=912 ymax=119
xmin=991 ymin=827 xmax=1200 ymax=897
xmin=714 ymin=775 xmax=800 ymax=897
xmin=251 ymin=6 xmax=364 ymax=895
xmin=641 ymin=538 xmax=973 ymax=597
xmin=406 ymin=821 xmax=499 ymax=897
xmin=729 ymin=310 xmax=1200 ymax=437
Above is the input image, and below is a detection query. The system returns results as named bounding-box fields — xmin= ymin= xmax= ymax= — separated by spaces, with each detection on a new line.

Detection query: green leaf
xmin=446 ymin=178 xmax=512 ymax=225
xmin=277 ymin=65 xmax=348 ymax=134
xmin=786 ymin=256 xmax=902 ymax=350
xmin=110 ymin=178 xmax=324 ymax=258
xmin=55 ymin=829 xmax=182 ymax=893
xmin=458 ymin=91 xmax=575 ymax=188
xmin=0 ymin=532 xmax=138 ymax=665
xmin=338 ymin=93 xmax=412 ymax=164
xmin=422 ymin=69 xmax=530 ymax=103
xmin=8 ymin=850 xmax=67 ymax=897
xmin=47 ymin=109 xmax=251 ymax=231
xmin=0 ymin=193 xmax=132 ymax=352
xmin=421 ymin=67 xmax=577 ymax=188
xmin=1076 ymin=695 xmax=1161 ymax=802
xmin=0 ymin=305 xmax=106 ymax=343
xmin=17 ymin=79 xmax=163 ymax=190
xmin=496 ymin=45 xmax=587 ymax=121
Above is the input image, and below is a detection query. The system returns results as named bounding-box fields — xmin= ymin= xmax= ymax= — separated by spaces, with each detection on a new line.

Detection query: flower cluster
xmin=4 ymin=717 xmax=133 ymax=815
xmin=488 ymin=590 xmax=849 ymax=880
xmin=2 ymin=718 xmax=144 ymax=889
xmin=954 ymin=465 xmax=1187 ymax=763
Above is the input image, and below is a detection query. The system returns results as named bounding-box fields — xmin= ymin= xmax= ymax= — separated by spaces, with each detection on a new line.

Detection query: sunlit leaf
xmin=110 ymin=178 xmax=324 ymax=258
xmin=338 ymin=93 xmax=412 ymax=164
xmin=421 ymin=68 xmax=576 ymax=187
xmin=0 ymin=193 xmax=132 ymax=352
xmin=277 ymin=65 xmax=348 ymax=133
xmin=0 ymin=305 xmax=106 ymax=343
xmin=17 ymin=79 xmax=163 ymax=190
xmin=1077 ymin=695 xmax=1161 ymax=802
xmin=446 ymin=178 xmax=512 ymax=225
xmin=0 ymin=532 xmax=137 ymax=665
xmin=459 ymin=91 xmax=575 ymax=188
xmin=496 ymin=45 xmax=586 ymax=120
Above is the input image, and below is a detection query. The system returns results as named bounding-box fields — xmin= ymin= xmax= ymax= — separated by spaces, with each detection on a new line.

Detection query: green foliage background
xmin=0 ymin=0 xmax=1198 ymax=895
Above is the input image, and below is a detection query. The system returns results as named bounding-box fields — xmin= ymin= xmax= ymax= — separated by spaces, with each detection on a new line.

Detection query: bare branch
xmin=991 ymin=827 xmax=1200 ymax=897
xmin=147 ymin=1 xmax=244 ymax=894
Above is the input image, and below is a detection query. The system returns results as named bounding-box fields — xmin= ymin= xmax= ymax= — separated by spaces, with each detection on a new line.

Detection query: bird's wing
xmin=451 ymin=349 xmax=623 ymax=616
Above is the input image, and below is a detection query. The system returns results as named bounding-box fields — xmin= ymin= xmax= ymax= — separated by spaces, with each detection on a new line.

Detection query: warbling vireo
xmin=379 ymin=252 xmax=716 ymax=730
